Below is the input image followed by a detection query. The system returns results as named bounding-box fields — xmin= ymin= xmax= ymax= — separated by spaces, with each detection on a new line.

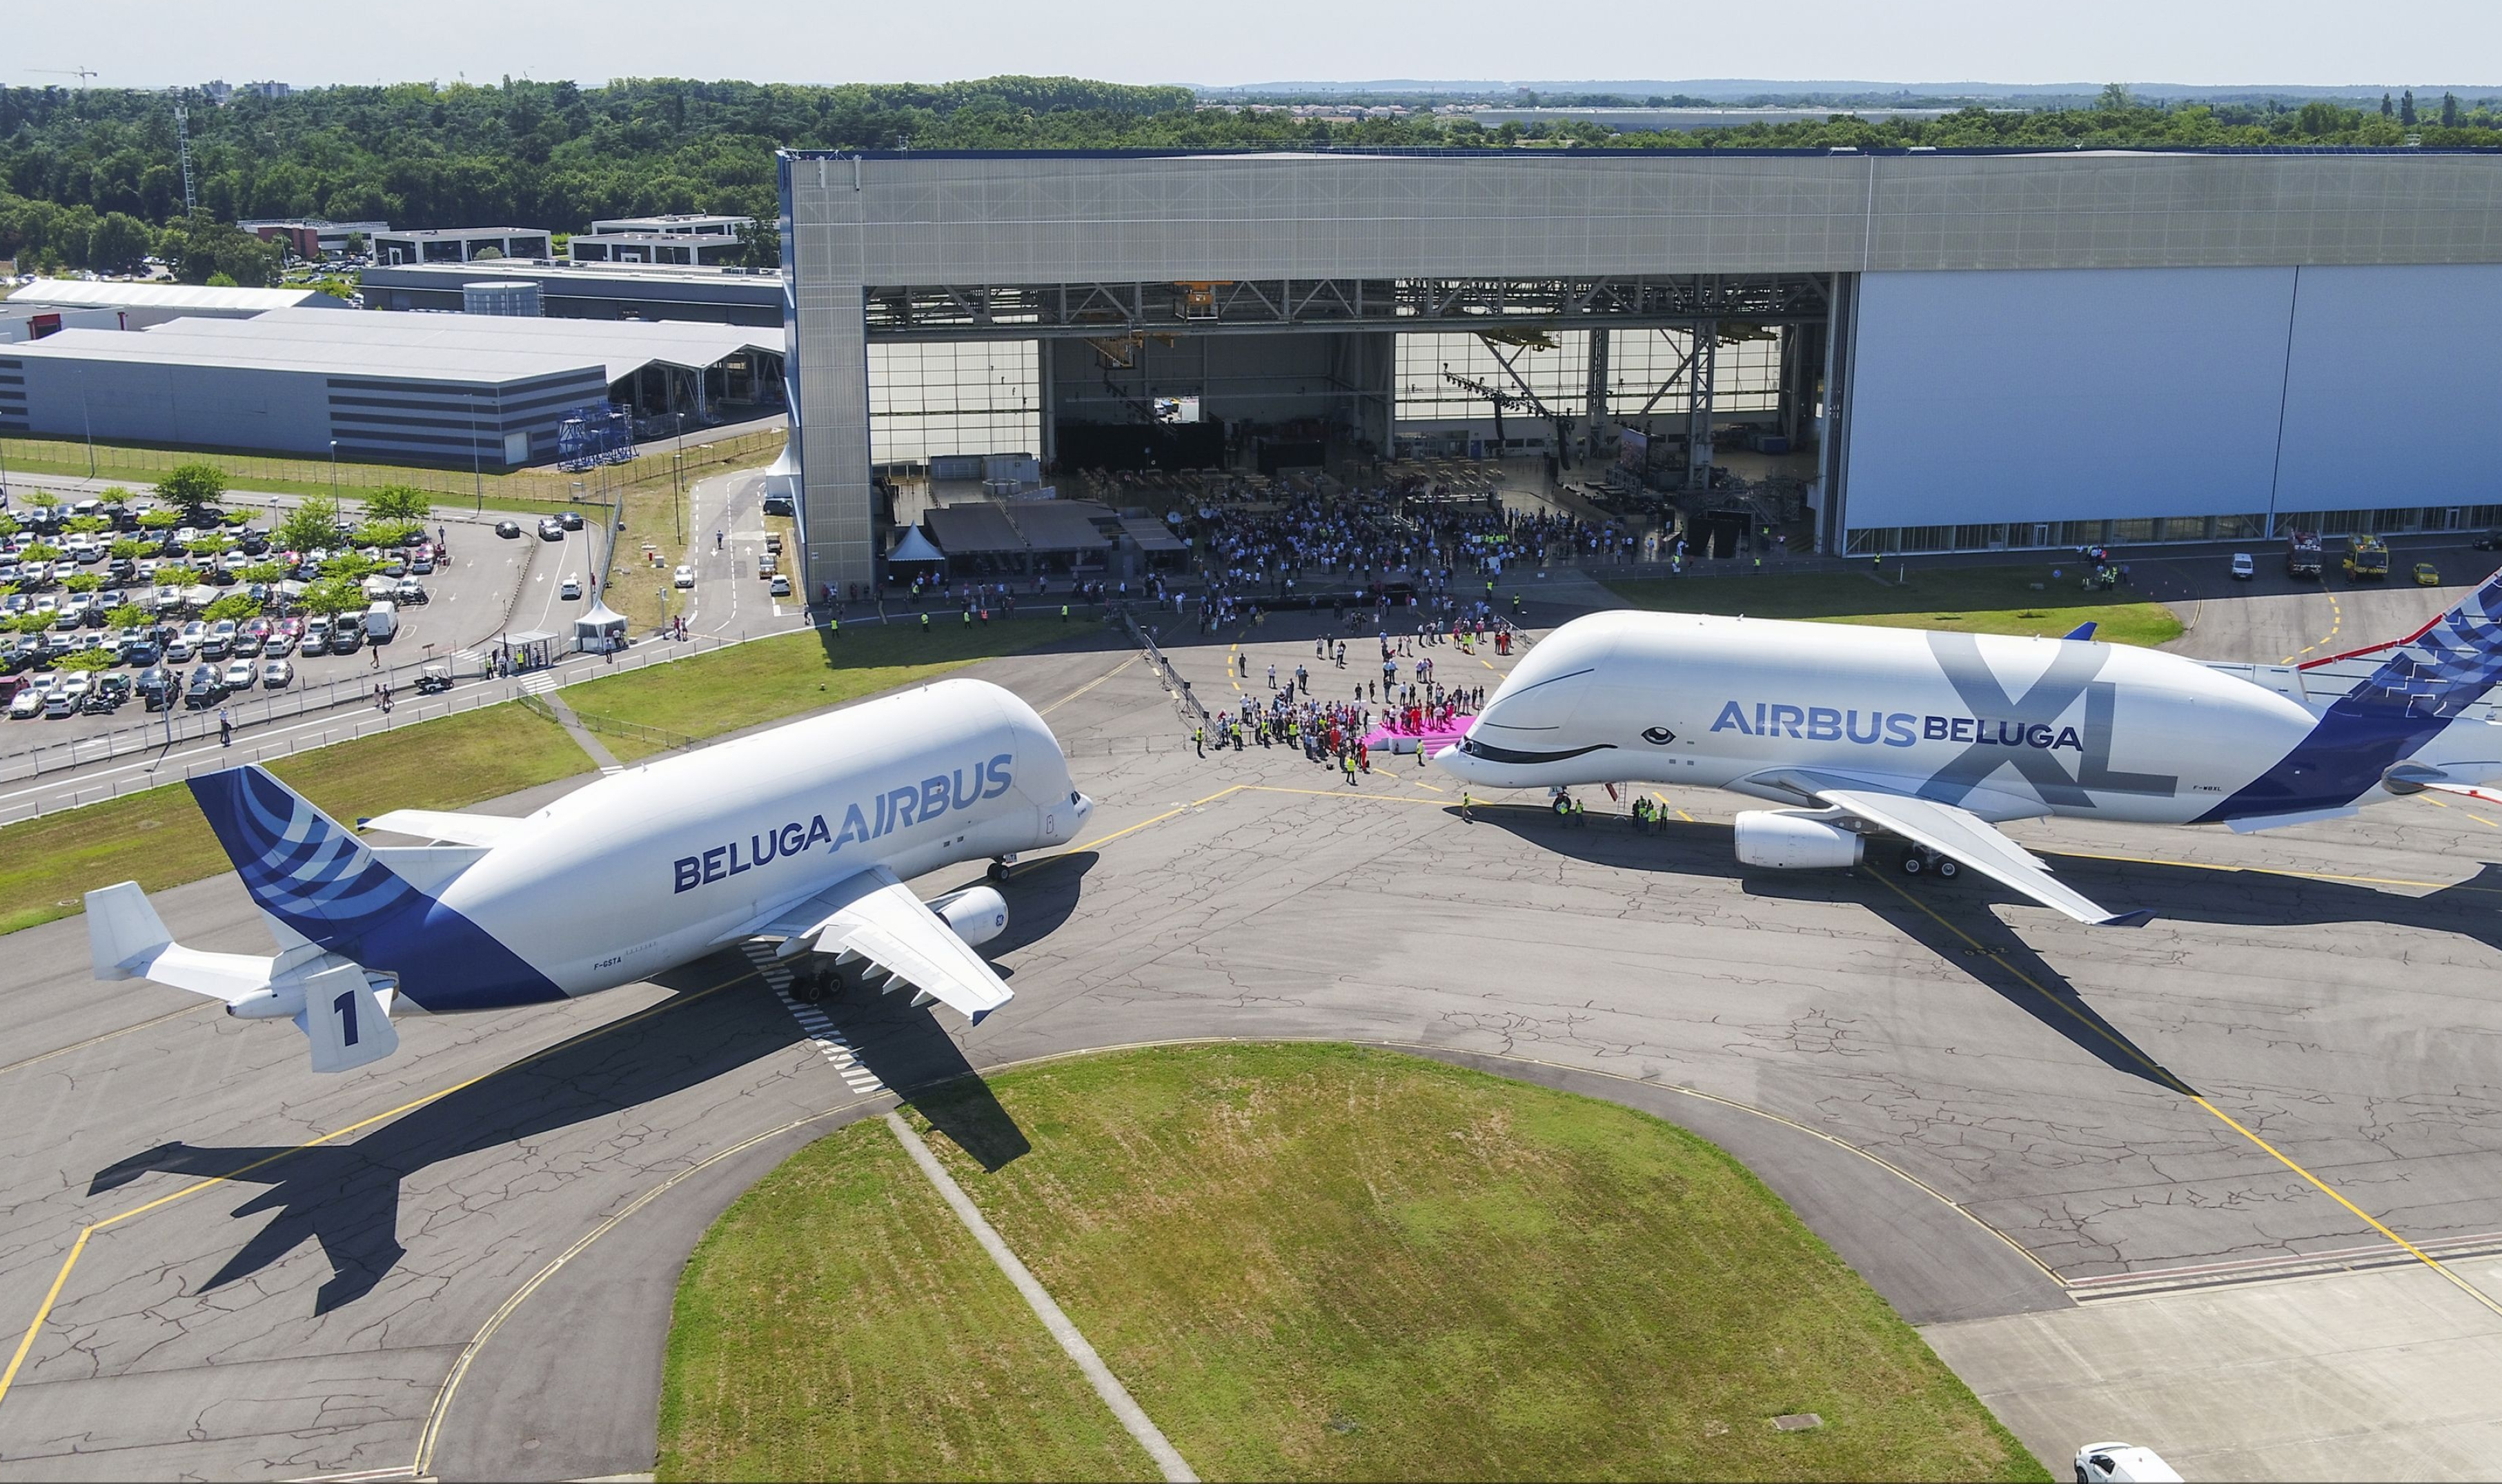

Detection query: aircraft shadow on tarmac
xmin=1472 ymin=804 xmax=2502 ymax=1091
xmin=81 ymin=880 xmax=1073 ymax=1312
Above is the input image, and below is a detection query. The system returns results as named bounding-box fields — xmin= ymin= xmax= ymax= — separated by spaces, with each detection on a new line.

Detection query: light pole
xmin=328 ymin=439 xmax=339 ymax=508
xmin=77 ymin=368 xmax=96 ymax=479
xmin=470 ymin=386 xmax=484 ymax=513
xmin=671 ymin=412 xmax=685 ymax=544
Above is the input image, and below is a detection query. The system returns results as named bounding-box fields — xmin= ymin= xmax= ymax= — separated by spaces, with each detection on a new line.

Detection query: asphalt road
xmin=5 ymin=581 xmax=2502 ymax=1478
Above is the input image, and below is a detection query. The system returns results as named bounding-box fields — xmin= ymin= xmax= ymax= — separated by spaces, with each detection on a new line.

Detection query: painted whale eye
xmin=1642 ymin=726 xmax=1677 ymax=745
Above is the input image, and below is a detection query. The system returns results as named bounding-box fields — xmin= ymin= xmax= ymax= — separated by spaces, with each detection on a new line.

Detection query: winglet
xmin=2063 ymin=621 xmax=2098 ymax=642
xmin=2102 ymin=908 xmax=2158 ymax=929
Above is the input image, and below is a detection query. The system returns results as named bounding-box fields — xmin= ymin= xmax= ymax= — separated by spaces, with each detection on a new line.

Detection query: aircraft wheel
xmin=1899 ymin=849 xmax=1926 ymax=877
xmin=1934 ymin=857 xmax=1960 ymax=880
xmin=988 ymin=859 xmax=1012 ymax=884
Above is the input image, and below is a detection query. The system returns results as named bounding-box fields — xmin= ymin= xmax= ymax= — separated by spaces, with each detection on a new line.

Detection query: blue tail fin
xmin=188 ymin=766 xmax=422 ymax=947
xmin=2341 ymin=567 xmax=2502 ymax=720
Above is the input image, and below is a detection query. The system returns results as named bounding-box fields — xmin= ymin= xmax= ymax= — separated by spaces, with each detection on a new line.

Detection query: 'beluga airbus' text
xmin=1435 ymin=571 xmax=2502 ymax=925
xmin=85 ymin=678 xmax=1093 ymax=1072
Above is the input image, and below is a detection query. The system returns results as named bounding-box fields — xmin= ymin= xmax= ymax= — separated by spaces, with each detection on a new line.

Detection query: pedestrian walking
xmin=1195 ymin=724 xmax=1205 ymax=758
xmin=217 ymin=708 xmax=233 ymax=747
xmin=1460 ymin=789 xmax=1474 ymax=822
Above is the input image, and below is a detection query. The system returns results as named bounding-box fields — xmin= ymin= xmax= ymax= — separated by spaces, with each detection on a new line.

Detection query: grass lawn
xmin=1604 ymin=565 xmax=2184 ymax=646
xmin=0 ymin=702 xmax=593 ymax=936
xmin=660 ymin=1044 xmax=2046 ymax=1483
xmin=560 ymin=617 xmax=1070 ymax=762
xmin=0 ymin=426 xmax=782 ymax=516
xmin=660 ymin=1108 xmax=1161 ymax=1483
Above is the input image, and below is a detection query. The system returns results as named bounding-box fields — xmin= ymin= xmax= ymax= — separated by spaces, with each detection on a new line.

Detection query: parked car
xmin=495 ymin=520 xmax=522 ymax=539
xmin=330 ymin=623 xmax=364 ymax=655
xmin=42 ymin=685 xmax=77 ymax=719
xmin=135 ymin=666 xmax=175 ymax=710
xmin=184 ymin=665 xmax=224 ymax=709
xmin=8 ymin=689 xmax=43 ymax=719
xmin=162 ymin=636 xmax=197 ymax=664
xmin=394 ymin=579 xmax=429 ymax=604
xmin=221 ymin=658 xmax=257 ymax=689
xmin=2229 ymin=552 xmax=2254 ymax=580
xmin=769 ymin=573 xmax=791 ymax=597
xmin=673 ymin=564 xmax=696 ymax=588
xmin=2474 ymin=531 xmax=2502 ymax=551
xmin=410 ymin=552 xmax=436 ymax=575
xmin=262 ymin=658 xmax=295 ymax=689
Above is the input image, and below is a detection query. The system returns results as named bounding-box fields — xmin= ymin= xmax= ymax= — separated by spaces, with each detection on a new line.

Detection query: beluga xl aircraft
xmin=84 ymin=678 xmax=1093 ymax=1072
xmin=1434 ymin=570 xmax=2502 ymax=926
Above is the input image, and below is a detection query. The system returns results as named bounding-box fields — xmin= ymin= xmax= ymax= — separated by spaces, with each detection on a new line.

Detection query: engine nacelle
xmin=1733 ymin=810 xmax=1865 ymax=870
xmin=928 ymin=886 xmax=1009 ymax=949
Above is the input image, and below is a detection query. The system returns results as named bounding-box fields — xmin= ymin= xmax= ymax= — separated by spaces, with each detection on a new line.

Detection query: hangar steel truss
xmin=861 ymin=273 xmax=1829 ymax=340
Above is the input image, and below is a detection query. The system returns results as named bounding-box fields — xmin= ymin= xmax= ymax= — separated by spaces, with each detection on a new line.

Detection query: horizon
xmin=8 ymin=0 xmax=2501 ymax=95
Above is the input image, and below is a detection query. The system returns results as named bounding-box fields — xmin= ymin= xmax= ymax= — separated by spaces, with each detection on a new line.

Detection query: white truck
xmin=362 ymin=600 xmax=398 ymax=642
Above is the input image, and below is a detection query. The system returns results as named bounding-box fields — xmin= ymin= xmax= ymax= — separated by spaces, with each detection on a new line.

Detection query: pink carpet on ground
xmin=1363 ymin=715 xmax=1474 ymax=754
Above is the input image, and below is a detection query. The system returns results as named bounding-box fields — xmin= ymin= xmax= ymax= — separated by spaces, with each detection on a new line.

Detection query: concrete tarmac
xmin=5 ymin=591 xmax=2502 ymax=1478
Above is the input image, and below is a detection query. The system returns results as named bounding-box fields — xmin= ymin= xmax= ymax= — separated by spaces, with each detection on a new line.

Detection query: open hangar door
xmin=1047 ymin=332 xmax=1390 ymax=473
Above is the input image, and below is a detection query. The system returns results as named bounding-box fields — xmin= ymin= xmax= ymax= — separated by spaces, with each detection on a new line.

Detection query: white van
xmin=2074 ymin=1443 xmax=2182 ymax=1483
xmin=363 ymin=600 xmax=398 ymax=642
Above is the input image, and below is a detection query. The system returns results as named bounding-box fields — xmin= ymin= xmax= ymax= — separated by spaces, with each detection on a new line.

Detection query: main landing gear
xmin=988 ymin=854 xmax=1016 ymax=884
xmin=1898 ymin=847 xmax=1960 ymax=880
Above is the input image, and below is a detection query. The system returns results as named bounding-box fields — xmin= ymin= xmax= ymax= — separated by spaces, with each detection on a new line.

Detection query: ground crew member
xmin=1461 ymin=790 xmax=1475 ymax=822
xmin=1195 ymin=724 xmax=1205 ymax=758
xmin=1061 ymin=604 xmax=1070 ymax=623
xmin=920 ymin=612 xmax=930 ymax=632
xmin=1343 ymin=753 xmax=1357 ymax=786
xmin=962 ymin=609 xmax=972 ymax=625
xmin=829 ymin=615 xmax=839 ymax=639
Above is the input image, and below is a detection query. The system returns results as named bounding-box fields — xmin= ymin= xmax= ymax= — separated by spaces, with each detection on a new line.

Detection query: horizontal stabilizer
xmin=361 ymin=809 xmax=523 ymax=847
xmin=2062 ymin=621 xmax=2098 ymax=642
xmin=86 ymin=882 xmax=277 ymax=1002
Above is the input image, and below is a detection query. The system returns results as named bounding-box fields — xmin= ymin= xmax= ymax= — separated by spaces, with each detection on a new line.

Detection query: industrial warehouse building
xmin=5 ymin=278 xmax=351 ymax=328
xmin=777 ymin=146 xmax=2502 ymax=599
xmin=0 ymin=310 xmax=784 ymax=466
xmin=361 ymin=259 xmax=780 ymax=326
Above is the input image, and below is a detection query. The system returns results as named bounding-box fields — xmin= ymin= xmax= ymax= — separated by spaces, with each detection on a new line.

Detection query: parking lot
xmin=0 ymin=502 xmax=549 ymax=766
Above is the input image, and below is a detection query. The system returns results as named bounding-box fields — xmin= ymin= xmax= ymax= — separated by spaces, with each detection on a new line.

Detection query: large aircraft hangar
xmin=777 ymin=146 xmax=2502 ymax=597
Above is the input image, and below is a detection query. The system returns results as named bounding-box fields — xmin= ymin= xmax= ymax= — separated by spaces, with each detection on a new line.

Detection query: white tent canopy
xmin=889 ymin=526 xmax=945 ymax=564
xmin=573 ymin=600 xmax=630 ymax=652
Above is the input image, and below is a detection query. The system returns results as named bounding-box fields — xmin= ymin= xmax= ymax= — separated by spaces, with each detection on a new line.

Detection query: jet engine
xmin=1733 ymin=810 xmax=1865 ymax=870
xmin=928 ymin=886 xmax=1009 ymax=949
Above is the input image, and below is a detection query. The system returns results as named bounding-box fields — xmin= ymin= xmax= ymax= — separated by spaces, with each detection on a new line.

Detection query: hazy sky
xmin=8 ymin=0 xmax=2497 ymax=92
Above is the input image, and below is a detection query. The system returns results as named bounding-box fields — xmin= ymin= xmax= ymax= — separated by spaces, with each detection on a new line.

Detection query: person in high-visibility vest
xmin=920 ymin=612 xmax=930 ymax=631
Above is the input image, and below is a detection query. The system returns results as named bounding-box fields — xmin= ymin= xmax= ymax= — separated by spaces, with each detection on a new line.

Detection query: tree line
xmin=3 ymin=77 xmax=2497 ymax=281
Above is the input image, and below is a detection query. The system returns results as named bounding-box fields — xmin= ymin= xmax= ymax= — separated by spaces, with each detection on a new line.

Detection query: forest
xmin=4 ymin=75 xmax=2498 ymax=282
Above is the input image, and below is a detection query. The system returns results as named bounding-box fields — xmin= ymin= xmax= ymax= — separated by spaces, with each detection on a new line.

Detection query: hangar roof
xmin=8 ymin=277 xmax=348 ymax=313
xmin=3 ymin=308 xmax=779 ymax=386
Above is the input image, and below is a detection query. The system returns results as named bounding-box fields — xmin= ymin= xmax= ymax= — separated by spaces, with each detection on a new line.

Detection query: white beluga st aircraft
xmin=86 ymin=678 xmax=1093 ymax=1072
xmin=1434 ymin=570 xmax=2502 ymax=926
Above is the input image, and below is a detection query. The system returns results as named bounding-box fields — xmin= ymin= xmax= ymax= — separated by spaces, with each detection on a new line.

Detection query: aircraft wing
xmin=361 ymin=809 xmax=523 ymax=847
xmin=753 ymin=866 xmax=1013 ymax=1024
xmin=1813 ymin=786 xmax=2154 ymax=928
